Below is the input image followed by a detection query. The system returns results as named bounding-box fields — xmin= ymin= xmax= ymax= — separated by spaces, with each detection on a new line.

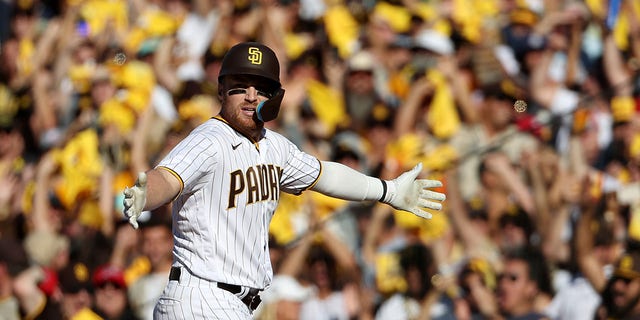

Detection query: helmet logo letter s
xmin=248 ymin=47 xmax=262 ymax=65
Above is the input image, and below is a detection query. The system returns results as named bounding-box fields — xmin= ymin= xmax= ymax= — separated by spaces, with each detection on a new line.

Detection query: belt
xmin=169 ymin=267 xmax=262 ymax=311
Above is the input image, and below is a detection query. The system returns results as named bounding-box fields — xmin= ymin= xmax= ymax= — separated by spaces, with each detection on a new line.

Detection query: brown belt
xmin=169 ymin=267 xmax=262 ymax=311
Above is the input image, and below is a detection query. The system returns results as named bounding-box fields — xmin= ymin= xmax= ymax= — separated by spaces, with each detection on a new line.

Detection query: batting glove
xmin=382 ymin=163 xmax=446 ymax=219
xmin=123 ymin=172 xmax=147 ymax=229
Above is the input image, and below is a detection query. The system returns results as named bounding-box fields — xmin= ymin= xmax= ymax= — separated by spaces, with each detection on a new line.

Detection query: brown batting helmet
xmin=218 ymin=42 xmax=281 ymax=88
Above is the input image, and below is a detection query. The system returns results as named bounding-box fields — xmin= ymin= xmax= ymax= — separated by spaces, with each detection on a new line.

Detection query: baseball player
xmin=122 ymin=42 xmax=446 ymax=319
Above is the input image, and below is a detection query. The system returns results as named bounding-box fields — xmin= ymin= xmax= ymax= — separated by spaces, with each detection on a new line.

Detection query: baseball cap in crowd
xmin=347 ymin=50 xmax=375 ymax=73
xmin=613 ymin=251 xmax=640 ymax=281
xmin=413 ymin=29 xmax=454 ymax=55
xmin=58 ymin=262 xmax=93 ymax=294
xmin=93 ymin=264 xmax=127 ymax=289
xmin=365 ymin=103 xmax=394 ymax=128
xmin=482 ymin=79 xmax=524 ymax=101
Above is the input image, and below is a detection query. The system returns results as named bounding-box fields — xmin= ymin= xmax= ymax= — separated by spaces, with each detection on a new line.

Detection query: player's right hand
xmin=123 ymin=172 xmax=147 ymax=229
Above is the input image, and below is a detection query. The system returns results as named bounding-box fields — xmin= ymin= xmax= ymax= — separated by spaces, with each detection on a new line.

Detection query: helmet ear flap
xmin=255 ymin=88 xmax=285 ymax=123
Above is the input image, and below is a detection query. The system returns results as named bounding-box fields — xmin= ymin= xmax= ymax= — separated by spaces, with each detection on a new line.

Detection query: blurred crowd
xmin=0 ymin=0 xmax=639 ymax=319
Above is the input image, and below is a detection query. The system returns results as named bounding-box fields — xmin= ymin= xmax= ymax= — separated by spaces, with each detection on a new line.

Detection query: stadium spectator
xmin=127 ymin=216 xmax=173 ymax=320
xmin=92 ymin=263 xmax=138 ymax=320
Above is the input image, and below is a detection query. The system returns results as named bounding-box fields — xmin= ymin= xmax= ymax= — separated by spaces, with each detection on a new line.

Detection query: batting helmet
xmin=218 ymin=42 xmax=281 ymax=88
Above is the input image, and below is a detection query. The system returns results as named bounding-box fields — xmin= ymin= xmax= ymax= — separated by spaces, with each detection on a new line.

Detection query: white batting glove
xmin=123 ymin=172 xmax=147 ymax=229
xmin=382 ymin=163 xmax=446 ymax=219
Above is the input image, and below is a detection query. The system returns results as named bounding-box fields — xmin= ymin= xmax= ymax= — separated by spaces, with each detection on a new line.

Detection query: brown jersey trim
xmin=304 ymin=158 xmax=323 ymax=191
xmin=157 ymin=166 xmax=184 ymax=201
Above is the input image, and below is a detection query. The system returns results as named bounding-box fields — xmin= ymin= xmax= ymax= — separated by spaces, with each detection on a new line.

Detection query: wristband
xmin=379 ymin=179 xmax=387 ymax=202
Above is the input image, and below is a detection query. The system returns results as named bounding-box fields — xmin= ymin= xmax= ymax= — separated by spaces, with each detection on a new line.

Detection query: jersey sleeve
xmin=156 ymin=127 xmax=217 ymax=194
xmin=278 ymin=138 xmax=321 ymax=195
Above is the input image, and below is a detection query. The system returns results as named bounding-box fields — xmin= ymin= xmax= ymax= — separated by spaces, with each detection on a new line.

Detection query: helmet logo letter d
xmin=248 ymin=47 xmax=262 ymax=65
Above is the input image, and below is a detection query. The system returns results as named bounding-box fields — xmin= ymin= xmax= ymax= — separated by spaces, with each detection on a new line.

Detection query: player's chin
xmin=238 ymin=113 xmax=263 ymax=130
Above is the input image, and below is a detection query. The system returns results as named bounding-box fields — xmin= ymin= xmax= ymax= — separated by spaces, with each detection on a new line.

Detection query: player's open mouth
xmin=241 ymin=107 xmax=256 ymax=116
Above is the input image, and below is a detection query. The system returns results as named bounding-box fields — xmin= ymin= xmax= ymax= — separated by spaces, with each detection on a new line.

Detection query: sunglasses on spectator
xmin=226 ymin=87 xmax=274 ymax=99
xmin=613 ymin=275 xmax=638 ymax=285
xmin=498 ymin=272 xmax=520 ymax=282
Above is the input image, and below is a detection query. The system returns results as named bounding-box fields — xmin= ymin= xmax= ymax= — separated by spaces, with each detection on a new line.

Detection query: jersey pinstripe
xmin=156 ymin=116 xmax=321 ymax=289
xmin=154 ymin=272 xmax=252 ymax=319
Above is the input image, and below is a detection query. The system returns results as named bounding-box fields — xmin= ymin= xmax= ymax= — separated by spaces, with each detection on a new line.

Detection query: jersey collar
xmin=212 ymin=115 xmax=263 ymax=150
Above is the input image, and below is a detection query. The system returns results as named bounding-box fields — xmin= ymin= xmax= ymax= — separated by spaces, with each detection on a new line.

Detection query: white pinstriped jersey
xmin=156 ymin=116 xmax=321 ymax=290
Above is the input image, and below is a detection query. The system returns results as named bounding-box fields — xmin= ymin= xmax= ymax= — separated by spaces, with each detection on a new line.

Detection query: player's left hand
xmin=383 ymin=163 xmax=446 ymax=219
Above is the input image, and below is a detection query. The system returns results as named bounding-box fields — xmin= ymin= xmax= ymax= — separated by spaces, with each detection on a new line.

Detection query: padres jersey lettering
xmin=156 ymin=116 xmax=320 ymax=289
xmin=228 ymin=164 xmax=282 ymax=209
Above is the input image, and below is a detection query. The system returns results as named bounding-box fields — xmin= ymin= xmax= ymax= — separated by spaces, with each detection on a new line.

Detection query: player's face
xmin=219 ymin=75 xmax=275 ymax=136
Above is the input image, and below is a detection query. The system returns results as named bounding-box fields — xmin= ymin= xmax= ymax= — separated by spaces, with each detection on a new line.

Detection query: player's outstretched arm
xmin=311 ymin=161 xmax=445 ymax=219
xmin=122 ymin=168 xmax=181 ymax=229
